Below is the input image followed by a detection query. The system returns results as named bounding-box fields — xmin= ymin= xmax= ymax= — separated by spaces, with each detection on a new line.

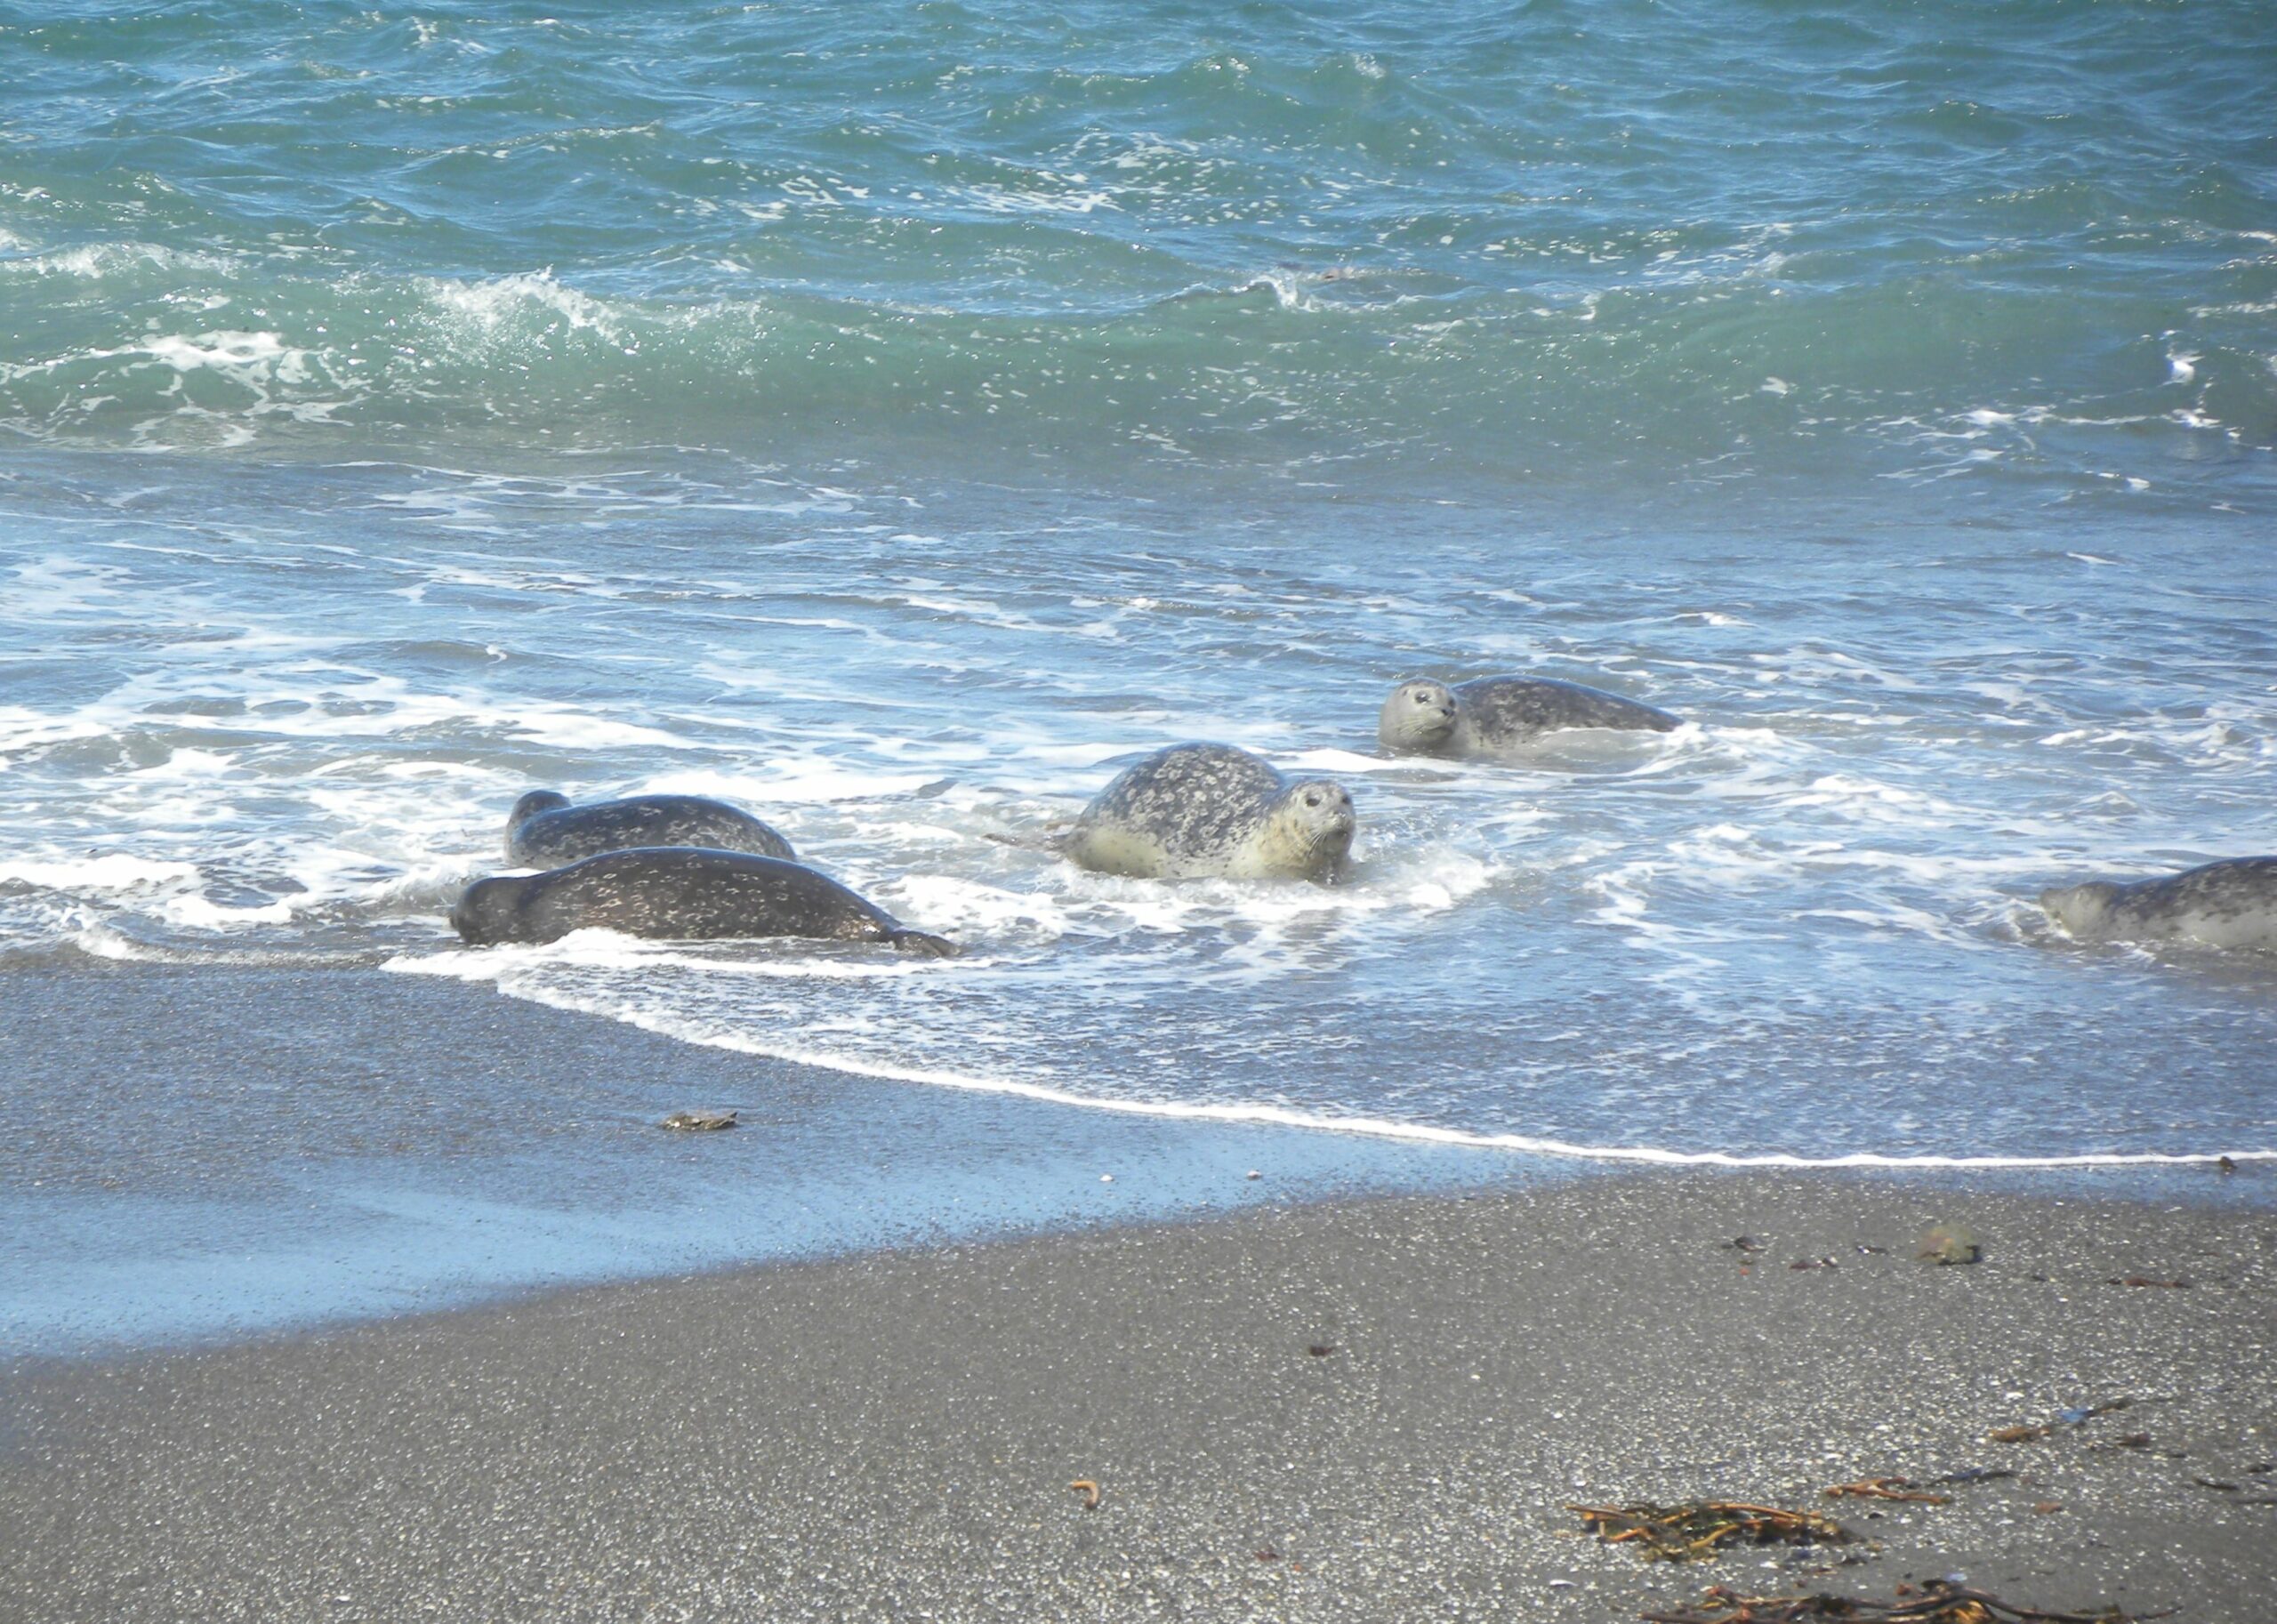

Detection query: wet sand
xmin=4 ymin=1168 xmax=2272 ymax=1623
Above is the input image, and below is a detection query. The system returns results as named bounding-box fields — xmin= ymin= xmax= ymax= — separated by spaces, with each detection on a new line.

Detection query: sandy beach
xmin=5 ymin=1162 xmax=2272 ymax=1622
xmin=7 ymin=2 xmax=2276 ymax=1620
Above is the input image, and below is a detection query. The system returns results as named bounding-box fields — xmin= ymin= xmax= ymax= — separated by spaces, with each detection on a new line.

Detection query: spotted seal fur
xmin=451 ymin=848 xmax=955 ymax=955
xmin=505 ymin=791 xmax=795 ymax=866
xmin=1063 ymin=744 xmax=1355 ymax=883
xmin=1379 ymin=676 xmax=1680 ymax=758
xmin=2040 ymin=856 xmax=2277 ymax=952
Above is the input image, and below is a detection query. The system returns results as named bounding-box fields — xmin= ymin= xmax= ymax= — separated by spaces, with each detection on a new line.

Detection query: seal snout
xmin=448 ymin=873 xmax=519 ymax=945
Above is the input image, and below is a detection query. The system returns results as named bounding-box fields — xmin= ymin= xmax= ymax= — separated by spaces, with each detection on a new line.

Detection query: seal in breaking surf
xmin=1379 ymin=676 xmax=1680 ymax=759
xmin=451 ymin=848 xmax=956 ymax=955
xmin=2040 ymin=856 xmax=2277 ymax=952
xmin=504 ymin=791 xmax=796 ymax=866
xmin=1062 ymin=744 xmax=1355 ymax=883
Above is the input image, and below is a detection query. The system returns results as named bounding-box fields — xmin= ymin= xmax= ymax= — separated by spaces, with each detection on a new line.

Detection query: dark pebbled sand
xmin=4 ymin=1173 xmax=2273 ymax=1622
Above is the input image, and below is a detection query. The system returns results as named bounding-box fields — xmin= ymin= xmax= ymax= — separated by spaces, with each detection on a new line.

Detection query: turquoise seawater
xmin=4 ymin=0 xmax=2274 ymax=1181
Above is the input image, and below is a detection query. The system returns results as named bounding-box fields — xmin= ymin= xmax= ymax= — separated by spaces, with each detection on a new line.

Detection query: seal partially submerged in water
xmin=451 ymin=848 xmax=956 ymax=955
xmin=2040 ymin=856 xmax=2277 ymax=952
xmin=1379 ymin=676 xmax=1680 ymax=758
xmin=505 ymin=791 xmax=795 ymax=867
xmin=1063 ymin=744 xmax=1355 ymax=883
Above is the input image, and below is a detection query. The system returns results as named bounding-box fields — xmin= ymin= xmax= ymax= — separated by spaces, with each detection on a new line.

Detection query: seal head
xmin=1257 ymin=777 xmax=1357 ymax=881
xmin=508 ymin=790 xmax=573 ymax=834
xmin=2039 ymin=880 xmax=2123 ymax=939
xmin=1379 ymin=680 xmax=1460 ymax=753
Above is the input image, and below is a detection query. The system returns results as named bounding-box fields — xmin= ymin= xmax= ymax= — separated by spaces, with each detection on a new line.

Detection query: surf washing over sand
xmin=5 ymin=0 xmax=2276 ymax=1186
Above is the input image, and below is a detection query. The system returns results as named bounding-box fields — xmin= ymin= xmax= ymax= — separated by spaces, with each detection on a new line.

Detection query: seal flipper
xmin=888 ymin=929 xmax=961 ymax=958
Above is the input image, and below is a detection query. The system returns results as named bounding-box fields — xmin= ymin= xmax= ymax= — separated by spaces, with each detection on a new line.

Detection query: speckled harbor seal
xmin=451 ymin=848 xmax=956 ymax=955
xmin=1063 ymin=744 xmax=1356 ymax=883
xmin=2040 ymin=856 xmax=2277 ymax=952
xmin=1379 ymin=676 xmax=1680 ymax=758
xmin=505 ymin=791 xmax=795 ymax=866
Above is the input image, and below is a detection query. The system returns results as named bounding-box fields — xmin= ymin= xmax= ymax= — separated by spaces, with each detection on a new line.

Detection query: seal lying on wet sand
xmin=2040 ymin=856 xmax=2277 ymax=952
xmin=452 ymin=848 xmax=956 ymax=955
xmin=1063 ymin=744 xmax=1356 ymax=883
xmin=1379 ymin=676 xmax=1680 ymax=758
xmin=505 ymin=791 xmax=795 ymax=866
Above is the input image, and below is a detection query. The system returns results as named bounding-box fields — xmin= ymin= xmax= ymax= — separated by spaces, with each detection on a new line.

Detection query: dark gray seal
xmin=1064 ymin=744 xmax=1355 ymax=883
xmin=1379 ymin=676 xmax=1681 ymax=758
xmin=505 ymin=791 xmax=795 ymax=866
xmin=2040 ymin=856 xmax=2277 ymax=952
xmin=451 ymin=848 xmax=956 ymax=955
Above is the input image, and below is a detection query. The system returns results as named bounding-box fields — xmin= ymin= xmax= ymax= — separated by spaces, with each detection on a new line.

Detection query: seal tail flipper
xmin=889 ymin=929 xmax=961 ymax=959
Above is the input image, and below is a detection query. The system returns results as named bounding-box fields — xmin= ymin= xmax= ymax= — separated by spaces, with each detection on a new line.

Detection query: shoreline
xmin=5 ymin=1170 xmax=2273 ymax=1621
xmin=6 ymin=957 xmax=2271 ymax=1363
xmin=6 ymin=956 xmax=2273 ymax=1362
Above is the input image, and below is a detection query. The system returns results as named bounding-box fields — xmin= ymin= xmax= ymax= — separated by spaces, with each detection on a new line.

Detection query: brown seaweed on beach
xmin=1640 ymin=1577 xmax=2168 ymax=1623
xmin=1568 ymin=1500 xmax=1850 ymax=1562
xmin=1988 ymin=1400 xmax=2133 ymax=1443
xmin=1823 ymin=1477 xmax=1951 ymax=1504
xmin=1987 ymin=1425 xmax=2052 ymax=1443
xmin=1067 ymin=1478 xmax=1100 ymax=1510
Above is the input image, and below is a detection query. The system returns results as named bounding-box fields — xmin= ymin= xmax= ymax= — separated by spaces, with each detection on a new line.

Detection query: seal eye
xmin=1303 ymin=792 xmax=1322 ymax=807
xmin=1413 ymin=693 xmax=1430 ymax=704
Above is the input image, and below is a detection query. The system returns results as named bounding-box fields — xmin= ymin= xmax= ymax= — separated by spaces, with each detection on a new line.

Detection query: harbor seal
xmin=505 ymin=791 xmax=795 ymax=866
xmin=1063 ymin=744 xmax=1356 ymax=883
xmin=1379 ymin=676 xmax=1680 ymax=758
xmin=450 ymin=848 xmax=956 ymax=955
xmin=2040 ymin=856 xmax=2277 ymax=952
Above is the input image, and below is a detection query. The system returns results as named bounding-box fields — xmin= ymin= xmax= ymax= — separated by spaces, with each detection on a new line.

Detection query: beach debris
xmin=1988 ymin=1400 xmax=2131 ymax=1443
xmin=1567 ymin=1500 xmax=1849 ymax=1562
xmin=2191 ymin=1477 xmax=2241 ymax=1492
xmin=2033 ymin=1501 xmax=2064 ymax=1515
xmin=2105 ymin=1275 xmax=2188 ymax=1289
xmin=1730 ymin=1236 xmax=1766 ymax=1254
xmin=1246 ymin=1170 xmax=1262 ymax=1179
xmin=1254 ymin=1547 xmax=1279 ymax=1562
xmin=1307 ymin=1343 xmax=1339 ymax=1357
xmin=1927 ymin=1467 xmax=2015 ymax=1485
xmin=1068 ymin=1478 xmax=1100 ymax=1510
xmin=1823 ymin=1478 xmax=1951 ymax=1505
xmin=658 ymin=1110 xmax=737 ymax=1131
xmin=1915 ymin=1222 xmax=1981 ymax=1266
xmin=1640 ymin=1578 xmax=2168 ymax=1622
xmin=1790 ymin=1256 xmax=1839 ymax=1271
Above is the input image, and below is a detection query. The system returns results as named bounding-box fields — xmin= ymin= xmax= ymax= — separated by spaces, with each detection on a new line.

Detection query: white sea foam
xmin=0 ymin=854 xmax=199 ymax=890
xmin=954 ymin=182 xmax=1122 ymax=216
xmin=424 ymin=270 xmax=624 ymax=339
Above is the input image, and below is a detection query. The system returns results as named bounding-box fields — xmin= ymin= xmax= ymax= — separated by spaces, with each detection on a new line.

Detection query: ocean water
xmin=4 ymin=0 xmax=2274 ymax=1188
